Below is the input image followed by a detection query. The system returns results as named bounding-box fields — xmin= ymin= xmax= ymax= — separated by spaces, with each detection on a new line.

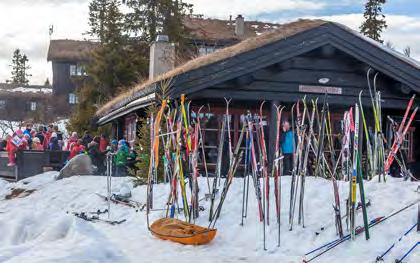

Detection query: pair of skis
xmin=384 ymin=95 xmax=418 ymax=176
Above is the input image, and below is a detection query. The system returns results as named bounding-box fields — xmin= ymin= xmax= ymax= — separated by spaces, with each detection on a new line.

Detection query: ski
xmin=96 ymin=193 xmax=146 ymax=210
xmin=70 ymin=211 xmax=127 ymax=225
xmin=209 ymin=114 xmax=226 ymax=221
xmin=272 ymin=104 xmax=284 ymax=246
xmin=259 ymin=101 xmax=270 ymax=226
xmin=350 ymin=103 xmax=360 ymax=240
xmin=384 ymin=95 xmax=417 ymax=176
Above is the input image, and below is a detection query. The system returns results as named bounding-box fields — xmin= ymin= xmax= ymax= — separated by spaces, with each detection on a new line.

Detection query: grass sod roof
xmin=183 ymin=16 xmax=281 ymax=41
xmin=96 ymin=19 xmax=327 ymax=117
xmin=47 ymin=39 xmax=99 ymax=62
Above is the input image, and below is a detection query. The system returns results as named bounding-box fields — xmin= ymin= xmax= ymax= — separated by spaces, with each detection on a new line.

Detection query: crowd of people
xmin=0 ymin=123 xmax=135 ymax=176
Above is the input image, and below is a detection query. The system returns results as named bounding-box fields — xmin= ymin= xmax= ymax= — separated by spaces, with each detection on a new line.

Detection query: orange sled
xmin=150 ymin=218 xmax=217 ymax=245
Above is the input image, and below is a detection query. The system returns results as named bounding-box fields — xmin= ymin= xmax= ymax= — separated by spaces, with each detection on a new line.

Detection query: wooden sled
xmin=150 ymin=218 xmax=217 ymax=245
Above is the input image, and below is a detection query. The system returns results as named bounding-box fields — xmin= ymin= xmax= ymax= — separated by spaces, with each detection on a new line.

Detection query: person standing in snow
xmin=48 ymin=133 xmax=61 ymax=151
xmin=43 ymin=125 xmax=53 ymax=150
xmin=0 ymin=137 xmax=6 ymax=151
xmin=110 ymin=139 xmax=118 ymax=153
xmin=88 ymin=136 xmax=105 ymax=174
xmin=114 ymin=139 xmax=129 ymax=177
xmin=67 ymin=132 xmax=78 ymax=150
xmin=281 ymin=120 xmax=295 ymax=175
xmin=82 ymin=131 xmax=93 ymax=147
xmin=53 ymin=125 xmax=64 ymax=149
xmin=23 ymin=123 xmax=33 ymax=147
xmin=99 ymin=134 xmax=109 ymax=153
xmin=69 ymin=139 xmax=85 ymax=160
xmin=6 ymin=134 xmax=17 ymax=166
xmin=35 ymin=126 xmax=45 ymax=145
xmin=32 ymin=137 xmax=44 ymax=151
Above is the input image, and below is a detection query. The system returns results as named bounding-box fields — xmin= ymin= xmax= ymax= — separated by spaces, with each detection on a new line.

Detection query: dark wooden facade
xmin=0 ymin=88 xmax=53 ymax=122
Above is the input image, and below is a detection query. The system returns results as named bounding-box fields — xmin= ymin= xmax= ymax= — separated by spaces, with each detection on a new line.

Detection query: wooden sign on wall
xmin=299 ymin=85 xmax=342 ymax=95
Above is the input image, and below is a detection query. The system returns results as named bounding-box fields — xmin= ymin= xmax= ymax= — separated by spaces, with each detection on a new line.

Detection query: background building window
xmin=0 ymin=100 xmax=5 ymax=110
xmin=198 ymin=46 xmax=217 ymax=56
xmin=69 ymin=93 xmax=79 ymax=104
xmin=69 ymin=64 xmax=87 ymax=76
xmin=30 ymin=102 xmax=37 ymax=111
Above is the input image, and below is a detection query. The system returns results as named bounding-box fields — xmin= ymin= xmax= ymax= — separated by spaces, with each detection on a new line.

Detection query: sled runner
xmin=150 ymin=218 xmax=216 ymax=245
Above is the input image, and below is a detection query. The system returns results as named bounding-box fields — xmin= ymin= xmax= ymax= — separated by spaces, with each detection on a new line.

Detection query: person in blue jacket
xmin=281 ymin=120 xmax=295 ymax=175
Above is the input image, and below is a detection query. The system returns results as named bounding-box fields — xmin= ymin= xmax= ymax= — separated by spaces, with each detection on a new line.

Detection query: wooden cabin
xmin=96 ymin=19 xmax=420 ymax=171
xmin=0 ymin=84 xmax=53 ymax=122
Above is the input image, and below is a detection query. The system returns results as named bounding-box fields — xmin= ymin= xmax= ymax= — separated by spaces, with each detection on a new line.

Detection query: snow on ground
xmin=0 ymin=173 xmax=419 ymax=263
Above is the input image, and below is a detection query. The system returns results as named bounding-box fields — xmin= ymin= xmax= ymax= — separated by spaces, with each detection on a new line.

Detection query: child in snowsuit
xmin=32 ymin=137 xmax=44 ymax=151
xmin=114 ymin=140 xmax=129 ymax=177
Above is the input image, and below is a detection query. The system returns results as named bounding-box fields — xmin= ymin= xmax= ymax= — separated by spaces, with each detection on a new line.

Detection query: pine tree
xmin=9 ymin=49 xmax=31 ymax=85
xmin=69 ymin=0 xmax=148 ymax=133
xmin=360 ymin=0 xmax=387 ymax=43
xmin=124 ymin=0 xmax=193 ymax=43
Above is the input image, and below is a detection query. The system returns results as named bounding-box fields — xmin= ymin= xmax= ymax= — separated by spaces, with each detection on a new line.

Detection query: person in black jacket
xmin=36 ymin=126 xmax=45 ymax=145
xmin=88 ymin=136 xmax=105 ymax=175
xmin=82 ymin=131 xmax=93 ymax=147
xmin=48 ymin=133 xmax=61 ymax=151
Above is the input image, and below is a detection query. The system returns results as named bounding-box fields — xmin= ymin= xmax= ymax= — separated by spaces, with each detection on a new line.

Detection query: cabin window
xmin=198 ymin=46 xmax=217 ymax=56
xmin=69 ymin=64 xmax=87 ymax=76
xmin=69 ymin=93 xmax=79 ymax=104
xmin=30 ymin=102 xmax=37 ymax=111
xmin=0 ymin=100 xmax=5 ymax=110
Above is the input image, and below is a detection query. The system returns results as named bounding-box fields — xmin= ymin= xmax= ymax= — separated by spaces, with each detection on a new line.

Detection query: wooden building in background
xmin=0 ymin=84 xmax=54 ymax=122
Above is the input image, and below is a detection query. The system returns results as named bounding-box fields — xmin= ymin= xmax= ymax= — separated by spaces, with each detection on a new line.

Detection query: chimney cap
xmin=156 ymin=35 xmax=169 ymax=42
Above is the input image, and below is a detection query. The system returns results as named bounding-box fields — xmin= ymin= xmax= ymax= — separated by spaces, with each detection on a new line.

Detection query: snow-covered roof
xmin=0 ymin=83 xmax=52 ymax=95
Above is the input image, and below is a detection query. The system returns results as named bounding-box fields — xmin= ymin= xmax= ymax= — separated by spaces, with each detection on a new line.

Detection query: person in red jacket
xmin=67 ymin=132 xmax=78 ymax=150
xmin=6 ymin=134 xmax=17 ymax=166
xmin=99 ymin=134 xmax=109 ymax=153
xmin=32 ymin=137 xmax=44 ymax=151
xmin=69 ymin=139 xmax=85 ymax=160
xmin=7 ymin=129 xmax=24 ymax=166
xmin=43 ymin=125 xmax=53 ymax=150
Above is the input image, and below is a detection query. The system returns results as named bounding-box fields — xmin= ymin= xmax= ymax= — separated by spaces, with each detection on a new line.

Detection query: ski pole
xmin=395 ymin=241 xmax=419 ymax=263
xmin=376 ymin=223 xmax=417 ymax=262
xmin=305 ymin=199 xmax=420 ymax=261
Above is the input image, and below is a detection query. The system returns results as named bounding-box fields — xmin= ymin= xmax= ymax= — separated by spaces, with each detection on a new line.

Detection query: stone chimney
xmin=149 ymin=35 xmax=175 ymax=80
xmin=235 ymin=15 xmax=245 ymax=37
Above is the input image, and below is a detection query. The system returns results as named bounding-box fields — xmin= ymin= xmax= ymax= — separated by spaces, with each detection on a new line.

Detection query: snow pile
xmin=0 ymin=173 xmax=419 ymax=262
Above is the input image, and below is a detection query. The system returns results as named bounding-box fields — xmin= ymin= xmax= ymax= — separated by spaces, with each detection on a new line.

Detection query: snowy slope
xmin=0 ymin=173 xmax=419 ymax=263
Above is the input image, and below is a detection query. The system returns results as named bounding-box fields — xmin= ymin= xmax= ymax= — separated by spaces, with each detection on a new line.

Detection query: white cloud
xmin=297 ymin=14 xmax=420 ymax=60
xmin=185 ymin=0 xmax=325 ymax=19
xmin=0 ymin=1 xmax=89 ymax=85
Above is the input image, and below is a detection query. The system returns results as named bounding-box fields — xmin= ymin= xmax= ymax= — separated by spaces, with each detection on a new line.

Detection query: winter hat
xmin=51 ymin=132 xmax=57 ymax=138
xmin=15 ymin=129 xmax=23 ymax=136
xmin=111 ymin=139 xmax=118 ymax=145
xmin=33 ymin=137 xmax=41 ymax=144
xmin=118 ymin=139 xmax=127 ymax=146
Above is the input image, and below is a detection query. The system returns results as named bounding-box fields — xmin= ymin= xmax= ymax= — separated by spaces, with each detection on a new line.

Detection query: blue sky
xmin=0 ymin=0 xmax=419 ymax=84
